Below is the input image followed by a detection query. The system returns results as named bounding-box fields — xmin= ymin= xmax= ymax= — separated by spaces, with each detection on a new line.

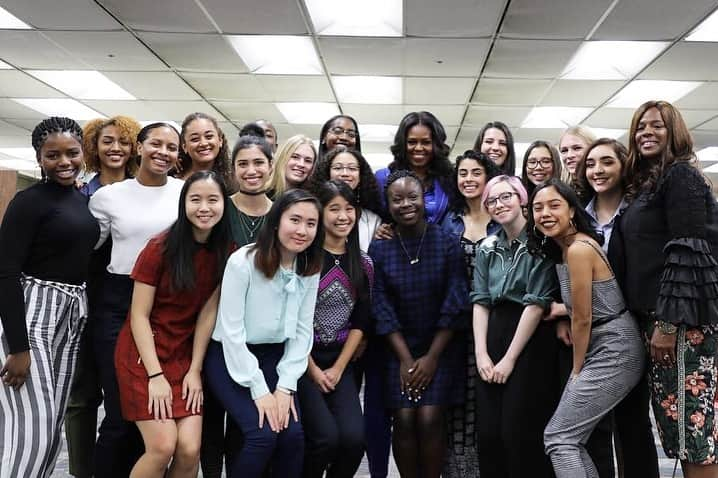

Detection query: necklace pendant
xmin=410 ymin=258 xmax=420 ymax=265
xmin=334 ymin=259 xmax=340 ymax=266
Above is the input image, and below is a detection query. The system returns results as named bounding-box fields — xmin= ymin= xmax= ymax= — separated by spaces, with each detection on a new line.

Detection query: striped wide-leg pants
xmin=0 ymin=275 xmax=88 ymax=478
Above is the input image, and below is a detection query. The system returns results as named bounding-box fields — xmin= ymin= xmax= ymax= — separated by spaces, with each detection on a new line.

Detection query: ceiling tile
xmin=540 ymin=80 xmax=625 ymax=107
xmin=0 ymin=71 xmax=65 ymax=98
xmin=676 ymin=82 xmax=718 ymax=110
xmin=693 ymin=115 xmax=718 ymax=130
xmin=102 ymin=72 xmax=201 ymax=100
xmin=464 ymin=105 xmax=532 ymax=127
xmin=483 ymin=39 xmax=581 ymax=79
xmin=320 ymin=38 xmax=404 ymax=75
xmin=42 ymin=31 xmax=167 ymax=71
xmin=0 ymin=31 xmax=85 ymax=69
xmin=361 ymin=142 xmax=392 ymax=154
xmin=210 ymin=102 xmax=284 ymax=123
xmin=139 ymin=33 xmax=249 ymax=72
xmin=405 ymin=39 xmax=491 ymax=76
xmin=472 ymin=78 xmax=552 ymax=106
xmin=182 ymin=73 xmax=264 ymax=101
xmin=0 ymin=119 xmax=29 ymax=136
xmin=512 ymin=128 xmax=564 ymax=144
xmin=0 ymin=99 xmax=47 ymax=120
xmin=640 ymin=43 xmax=718 ymax=81
xmin=406 ymin=0 xmax=504 ymax=37
xmin=586 ymin=107 xmax=716 ymax=129
xmin=592 ymin=0 xmax=718 ymax=40
xmin=258 ymin=75 xmax=334 ymax=102
xmin=100 ymin=0 xmax=215 ymax=33
xmin=0 ymin=0 xmax=119 ymax=30
xmin=404 ymin=78 xmax=474 ymax=104
xmin=341 ymin=104 xmax=405 ymax=124
xmin=501 ymin=0 xmax=614 ymax=40
xmin=202 ymin=0 xmax=308 ymax=35
xmin=692 ymin=130 xmax=718 ymax=150
xmin=83 ymin=100 xmax=224 ymax=122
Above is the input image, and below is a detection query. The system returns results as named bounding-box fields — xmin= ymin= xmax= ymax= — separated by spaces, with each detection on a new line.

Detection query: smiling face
xmin=585 ymin=144 xmax=623 ymax=195
xmin=185 ymin=178 xmax=224 ymax=242
xmin=97 ymin=124 xmax=132 ymax=171
xmin=324 ymin=117 xmax=358 ymax=151
xmin=484 ymin=180 xmax=522 ymax=225
xmin=635 ymin=107 xmax=668 ymax=160
xmin=526 ymin=146 xmax=554 ymax=186
xmin=38 ymin=132 xmax=83 ymax=186
xmin=457 ymin=158 xmax=487 ymax=200
xmin=284 ymin=143 xmax=315 ymax=186
xmin=183 ymin=118 xmax=222 ymax=167
xmin=406 ymin=124 xmax=433 ymax=171
xmin=387 ymin=177 xmax=425 ymax=228
xmin=323 ymin=194 xmax=356 ymax=243
xmin=532 ymin=186 xmax=575 ymax=239
xmin=329 ymin=152 xmax=361 ymax=190
xmin=559 ymin=134 xmax=589 ymax=176
xmin=137 ymin=126 xmax=179 ymax=176
xmin=277 ymin=201 xmax=320 ymax=258
xmin=480 ymin=127 xmax=508 ymax=167
xmin=234 ymin=145 xmax=272 ymax=193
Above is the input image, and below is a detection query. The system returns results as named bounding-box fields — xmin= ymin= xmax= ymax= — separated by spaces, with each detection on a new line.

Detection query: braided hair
xmin=32 ymin=116 xmax=83 ymax=159
xmin=383 ymin=169 xmax=423 ymax=201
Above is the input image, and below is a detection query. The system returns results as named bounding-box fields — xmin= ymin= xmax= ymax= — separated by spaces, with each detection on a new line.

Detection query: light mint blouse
xmin=212 ymin=245 xmax=320 ymax=399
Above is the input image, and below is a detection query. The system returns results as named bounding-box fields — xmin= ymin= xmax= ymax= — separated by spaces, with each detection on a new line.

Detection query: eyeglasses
xmin=330 ymin=164 xmax=360 ymax=173
xmin=329 ymin=126 xmax=357 ymax=139
xmin=526 ymin=158 xmax=553 ymax=170
xmin=485 ymin=192 xmax=518 ymax=209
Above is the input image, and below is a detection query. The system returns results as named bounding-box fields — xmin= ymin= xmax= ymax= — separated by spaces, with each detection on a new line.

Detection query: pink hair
xmin=481 ymin=175 xmax=528 ymax=206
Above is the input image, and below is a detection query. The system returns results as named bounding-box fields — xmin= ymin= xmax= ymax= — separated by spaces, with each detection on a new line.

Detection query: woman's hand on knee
xmin=273 ymin=388 xmax=296 ymax=430
xmin=148 ymin=374 xmax=173 ymax=421
xmin=255 ymin=392 xmax=279 ymax=432
xmin=182 ymin=369 xmax=203 ymax=415
xmin=0 ymin=351 xmax=31 ymax=389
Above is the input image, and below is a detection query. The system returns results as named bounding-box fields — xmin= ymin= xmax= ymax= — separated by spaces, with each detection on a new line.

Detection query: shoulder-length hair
xmin=177 ymin=112 xmax=233 ymax=190
xmin=318 ymin=115 xmax=362 ymax=159
xmin=163 ymin=170 xmax=232 ymax=291
xmin=251 ymin=189 xmax=324 ymax=278
xmin=473 ymin=121 xmax=516 ymax=175
xmin=315 ymin=180 xmax=369 ymax=297
xmin=481 ymin=174 xmax=528 ymax=207
xmin=388 ymin=111 xmax=454 ymax=193
xmin=521 ymin=140 xmax=563 ymax=197
xmin=307 ymin=146 xmax=381 ymax=214
xmin=83 ymin=115 xmax=142 ymax=177
xmin=448 ymin=150 xmax=501 ymax=213
xmin=574 ymin=138 xmax=629 ymax=204
xmin=526 ymin=178 xmax=602 ymax=262
xmin=558 ymin=125 xmax=596 ymax=184
xmin=625 ymin=100 xmax=695 ymax=199
xmin=266 ymin=134 xmax=317 ymax=197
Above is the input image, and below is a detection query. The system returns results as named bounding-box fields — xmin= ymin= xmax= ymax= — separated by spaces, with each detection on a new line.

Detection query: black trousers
xmin=298 ymin=347 xmax=365 ymax=478
xmin=475 ymin=302 xmax=558 ymax=478
xmin=557 ymin=338 xmax=615 ymax=478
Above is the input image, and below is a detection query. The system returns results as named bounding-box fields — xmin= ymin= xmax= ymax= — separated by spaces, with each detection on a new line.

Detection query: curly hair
xmin=82 ymin=116 xmax=141 ymax=177
xmin=306 ymin=146 xmax=382 ymax=215
xmin=178 ymin=112 xmax=233 ymax=191
xmin=388 ymin=111 xmax=454 ymax=195
xmin=573 ymin=138 xmax=628 ymax=205
xmin=447 ymin=150 xmax=501 ymax=213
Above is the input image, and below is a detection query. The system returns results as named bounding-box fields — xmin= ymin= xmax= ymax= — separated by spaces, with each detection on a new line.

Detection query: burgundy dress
xmin=115 ymin=234 xmax=219 ymax=421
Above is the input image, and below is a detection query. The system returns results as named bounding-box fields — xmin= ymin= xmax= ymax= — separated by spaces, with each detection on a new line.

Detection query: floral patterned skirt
xmin=644 ymin=321 xmax=718 ymax=464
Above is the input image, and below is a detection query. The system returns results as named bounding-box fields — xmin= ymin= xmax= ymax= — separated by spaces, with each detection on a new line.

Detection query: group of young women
xmin=0 ymin=99 xmax=716 ymax=478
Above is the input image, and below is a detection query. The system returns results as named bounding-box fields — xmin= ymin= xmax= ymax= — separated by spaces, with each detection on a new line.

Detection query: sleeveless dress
xmin=544 ymin=241 xmax=645 ymax=478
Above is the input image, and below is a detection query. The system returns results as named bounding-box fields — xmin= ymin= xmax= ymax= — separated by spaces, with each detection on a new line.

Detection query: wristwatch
xmin=656 ymin=320 xmax=678 ymax=335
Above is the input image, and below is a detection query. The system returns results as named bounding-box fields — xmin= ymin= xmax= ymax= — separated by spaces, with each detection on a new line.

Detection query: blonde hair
xmin=558 ymin=125 xmax=597 ymax=184
xmin=83 ymin=116 xmax=142 ymax=176
xmin=266 ymin=134 xmax=316 ymax=196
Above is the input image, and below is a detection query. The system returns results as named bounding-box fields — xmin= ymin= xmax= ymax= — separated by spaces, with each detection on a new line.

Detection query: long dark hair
xmin=526 ymin=179 xmax=602 ymax=262
xmin=318 ymin=115 xmax=362 ymax=159
xmin=251 ymin=189 xmax=324 ymax=278
xmin=573 ymin=138 xmax=628 ymax=204
xmin=473 ymin=121 xmax=516 ymax=175
xmin=315 ymin=180 xmax=369 ymax=298
xmin=307 ymin=146 xmax=382 ymax=214
xmin=448 ymin=150 xmax=501 ymax=213
xmin=178 ymin=112 xmax=233 ymax=191
xmin=388 ymin=111 xmax=453 ymax=195
xmin=520 ymin=140 xmax=563 ymax=197
xmin=163 ymin=170 xmax=232 ymax=291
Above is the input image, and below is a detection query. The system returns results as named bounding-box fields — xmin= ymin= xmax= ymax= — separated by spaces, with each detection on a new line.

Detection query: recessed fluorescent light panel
xmin=12 ymin=98 xmax=105 ymax=120
xmin=606 ymin=80 xmax=702 ymax=108
xmin=228 ymin=36 xmax=322 ymax=75
xmin=0 ymin=6 xmax=31 ymax=29
xmin=0 ymin=60 xmax=13 ymax=70
xmin=521 ymin=107 xmax=593 ymax=129
xmin=360 ymin=124 xmax=398 ymax=142
xmin=305 ymin=0 xmax=402 ymax=37
xmin=0 ymin=147 xmax=37 ymax=160
xmin=27 ymin=71 xmax=135 ymax=100
xmin=364 ymin=153 xmax=394 ymax=171
xmin=686 ymin=10 xmax=718 ymax=41
xmin=561 ymin=41 xmax=667 ymax=80
xmin=140 ymin=120 xmax=182 ymax=132
xmin=698 ymin=147 xmax=718 ymax=163
xmin=590 ymin=128 xmax=627 ymax=139
xmin=334 ymin=77 xmax=402 ymax=104
xmin=276 ymin=102 xmax=340 ymax=124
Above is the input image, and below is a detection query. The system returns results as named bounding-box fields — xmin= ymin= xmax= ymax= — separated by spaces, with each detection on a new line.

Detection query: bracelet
xmin=148 ymin=371 xmax=163 ymax=379
xmin=276 ymin=386 xmax=294 ymax=396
